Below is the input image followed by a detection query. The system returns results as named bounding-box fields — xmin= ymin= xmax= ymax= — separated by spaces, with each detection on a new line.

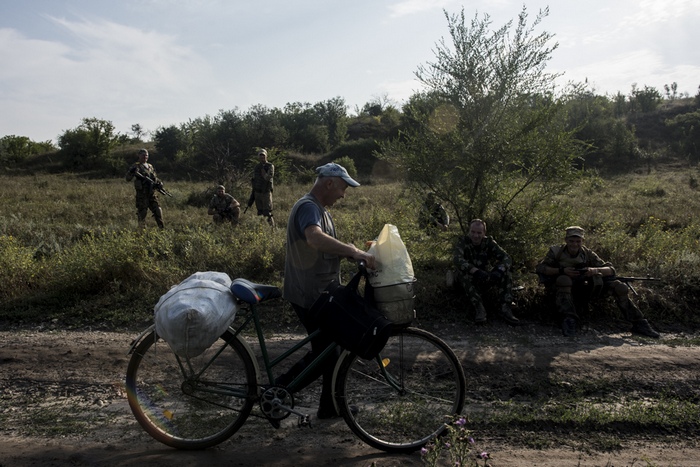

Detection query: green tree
xmin=131 ymin=123 xmax=145 ymax=143
xmin=380 ymin=7 xmax=581 ymax=236
xmin=57 ymin=117 xmax=119 ymax=168
xmin=154 ymin=125 xmax=187 ymax=161
xmin=629 ymin=84 xmax=662 ymax=114
xmin=0 ymin=135 xmax=55 ymax=163
xmin=314 ymin=96 xmax=348 ymax=148
xmin=281 ymin=102 xmax=328 ymax=153
xmin=564 ymin=90 xmax=637 ymax=170
xmin=666 ymin=109 xmax=700 ymax=163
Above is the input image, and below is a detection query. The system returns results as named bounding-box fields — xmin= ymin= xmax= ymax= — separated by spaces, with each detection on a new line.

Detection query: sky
xmin=1 ymin=0 xmax=699 ymax=143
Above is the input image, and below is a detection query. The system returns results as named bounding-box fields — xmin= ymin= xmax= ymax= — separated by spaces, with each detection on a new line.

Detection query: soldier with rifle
xmin=536 ymin=226 xmax=660 ymax=338
xmin=208 ymin=185 xmax=240 ymax=225
xmin=252 ymin=148 xmax=275 ymax=228
xmin=125 ymin=148 xmax=167 ymax=229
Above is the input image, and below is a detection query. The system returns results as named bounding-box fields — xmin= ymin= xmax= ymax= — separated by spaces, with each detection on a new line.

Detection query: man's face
xmin=258 ymin=153 xmax=267 ymax=163
xmin=216 ymin=188 xmax=225 ymax=197
xmin=565 ymin=236 xmax=583 ymax=254
xmin=139 ymin=152 xmax=148 ymax=163
xmin=326 ymin=178 xmax=349 ymax=206
xmin=469 ymin=223 xmax=486 ymax=245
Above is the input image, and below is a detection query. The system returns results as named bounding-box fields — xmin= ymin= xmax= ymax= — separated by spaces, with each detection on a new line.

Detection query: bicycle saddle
xmin=230 ymin=278 xmax=282 ymax=304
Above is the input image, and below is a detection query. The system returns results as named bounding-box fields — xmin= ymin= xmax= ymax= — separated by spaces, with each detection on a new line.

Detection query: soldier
xmin=453 ymin=219 xmax=519 ymax=325
xmin=419 ymin=192 xmax=449 ymax=232
xmin=208 ymin=185 xmax=240 ymax=225
xmin=252 ymin=148 xmax=275 ymax=228
xmin=536 ymin=226 xmax=660 ymax=338
xmin=125 ymin=148 xmax=164 ymax=229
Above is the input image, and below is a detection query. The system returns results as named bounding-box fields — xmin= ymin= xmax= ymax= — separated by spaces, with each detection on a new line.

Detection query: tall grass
xmin=1 ymin=166 xmax=700 ymax=329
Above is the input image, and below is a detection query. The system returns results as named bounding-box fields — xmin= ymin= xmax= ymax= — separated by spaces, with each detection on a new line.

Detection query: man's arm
xmin=207 ymin=198 xmax=217 ymax=215
xmin=488 ymin=239 xmax=513 ymax=270
xmin=453 ymin=237 xmax=478 ymax=274
xmin=262 ymin=163 xmax=274 ymax=181
xmin=304 ymin=225 xmax=376 ymax=269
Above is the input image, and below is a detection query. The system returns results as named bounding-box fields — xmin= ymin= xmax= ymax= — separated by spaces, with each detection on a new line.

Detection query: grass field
xmin=1 ymin=164 xmax=700 ymax=330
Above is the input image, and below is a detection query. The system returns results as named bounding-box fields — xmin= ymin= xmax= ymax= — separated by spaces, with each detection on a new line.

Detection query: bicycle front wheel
xmin=336 ymin=327 xmax=466 ymax=453
xmin=126 ymin=330 xmax=256 ymax=450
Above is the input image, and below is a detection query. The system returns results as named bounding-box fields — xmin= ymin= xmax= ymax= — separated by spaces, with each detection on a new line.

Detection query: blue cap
xmin=315 ymin=162 xmax=360 ymax=187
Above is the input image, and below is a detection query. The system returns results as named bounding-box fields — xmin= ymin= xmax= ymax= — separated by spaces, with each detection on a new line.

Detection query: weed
xmin=421 ymin=416 xmax=493 ymax=467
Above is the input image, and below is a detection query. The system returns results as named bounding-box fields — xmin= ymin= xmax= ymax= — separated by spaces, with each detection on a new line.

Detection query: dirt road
xmin=1 ymin=322 xmax=699 ymax=466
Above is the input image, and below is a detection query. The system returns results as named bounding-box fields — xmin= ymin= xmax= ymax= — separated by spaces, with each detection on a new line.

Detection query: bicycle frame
xmin=229 ymin=300 xmax=345 ymax=395
xmin=128 ymin=299 xmax=350 ymax=407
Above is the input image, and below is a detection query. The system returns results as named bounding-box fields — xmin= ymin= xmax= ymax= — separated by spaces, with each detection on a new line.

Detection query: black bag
xmin=310 ymin=271 xmax=393 ymax=360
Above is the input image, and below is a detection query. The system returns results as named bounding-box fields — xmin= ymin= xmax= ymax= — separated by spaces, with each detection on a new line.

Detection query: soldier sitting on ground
xmin=208 ymin=185 xmax=241 ymax=225
xmin=419 ymin=192 xmax=450 ymax=232
xmin=453 ymin=219 xmax=519 ymax=325
xmin=535 ymin=225 xmax=660 ymax=338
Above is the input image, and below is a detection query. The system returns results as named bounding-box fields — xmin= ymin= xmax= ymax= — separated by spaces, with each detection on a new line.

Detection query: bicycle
xmin=125 ymin=266 xmax=466 ymax=453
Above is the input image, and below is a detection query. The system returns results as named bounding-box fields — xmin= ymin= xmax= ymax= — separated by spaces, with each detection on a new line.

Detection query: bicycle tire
xmin=126 ymin=329 xmax=257 ymax=450
xmin=335 ymin=327 xmax=466 ymax=453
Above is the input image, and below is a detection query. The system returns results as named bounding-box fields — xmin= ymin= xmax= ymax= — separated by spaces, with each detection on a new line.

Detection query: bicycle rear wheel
xmin=126 ymin=329 xmax=256 ymax=449
xmin=336 ymin=327 xmax=466 ymax=453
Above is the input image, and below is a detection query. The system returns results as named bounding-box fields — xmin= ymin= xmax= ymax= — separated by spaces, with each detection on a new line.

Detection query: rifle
xmin=243 ymin=188 xmax=255 ymax=213
xmin=614 ymin=275 xmax=662 ymax=296
xmin=133 ymin=171 xmax=173 ymax=197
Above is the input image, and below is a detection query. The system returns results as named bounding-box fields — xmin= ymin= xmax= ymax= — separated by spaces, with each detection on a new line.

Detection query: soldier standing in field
xmin=252 ymin=148 xmax=275 ymax=228
xmin=125 ymin=148 xmax=164 ymax=229
xmin=208 ymin=185 xmax=241 ymax=225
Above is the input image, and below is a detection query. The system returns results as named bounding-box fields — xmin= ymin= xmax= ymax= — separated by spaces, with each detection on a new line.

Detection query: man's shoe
xmin=267 ymin=417 xmax=281 ymax=429
xmin=474 ymin=304 xmax=487 ymax=324
xmin=562 ymin=317 xmax=577 ymax=337
xmin=499 ymin=304 xmax=519 ymax=325
xmin=631 ymin=319 xmax=660 ymax=338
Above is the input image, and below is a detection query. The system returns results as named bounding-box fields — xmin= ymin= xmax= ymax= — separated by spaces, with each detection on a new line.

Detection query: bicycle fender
xmin=230 ymin=329 xmax=261 ymax=385
xmin=127 ymin=324 xmax=156 ymax=355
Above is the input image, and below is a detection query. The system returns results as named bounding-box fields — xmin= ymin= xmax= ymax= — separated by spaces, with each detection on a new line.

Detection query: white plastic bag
xmin=367 ymin=224 xmax=415 ymax=287
xmin=154 ymin=271 xmax=238 ymax=358
xmin=366 ymin=224 xmax=416 ymax=324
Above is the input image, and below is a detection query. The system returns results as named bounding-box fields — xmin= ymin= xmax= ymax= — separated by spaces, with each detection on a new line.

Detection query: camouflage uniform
xmin=209 ymin=192 xmax=240 ymax=225
xmin=419 ymin=194 xmax=449 ymax=231
xmin=453 ymin=235 xmax=514 ymax=312
xmin=535 ymin=244 xmax=644 ymax=322
xmin=252 ymin=150 xmax=275 ymax=227
xmin=125 ymin=160 xmax=164 ymax=229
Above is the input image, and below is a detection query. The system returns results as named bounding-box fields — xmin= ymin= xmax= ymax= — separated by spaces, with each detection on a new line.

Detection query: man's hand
xmin=355 ymin=251 xmax=376 ymax=270
xmin=129 ymin=166 xmax=137 ymax=174
xmin=472 ymin=269 xmax=490 ymax=283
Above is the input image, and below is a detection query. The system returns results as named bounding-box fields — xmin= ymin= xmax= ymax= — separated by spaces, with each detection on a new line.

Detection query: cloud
xmin=47 ymin=16 xmax=212 ymax=97
xmin=563 ymin=49 xmax=700 ymax=96
xmin=0 ymin=16 xmax=221 ymax=140
xmin=388 ymin=0 xmax=455 ymax=18
xmin=378 ymin=78 xmax=425 ymax=104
